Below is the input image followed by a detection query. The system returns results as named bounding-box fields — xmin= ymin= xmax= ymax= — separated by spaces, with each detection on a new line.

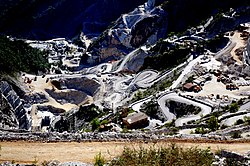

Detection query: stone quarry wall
xmin=0 ymin=81 xmax=30 ymax=130
xmin=247 ymin=37 xmax=250 ymax=64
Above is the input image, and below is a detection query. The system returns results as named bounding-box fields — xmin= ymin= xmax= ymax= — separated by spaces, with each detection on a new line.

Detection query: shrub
xmin=234 ymin=119 xmax=244 ymax=125
xmin=231 ymin=132 xmax=241 ymax=139
xmin=100 ymin=119 xmax=109 ymax=125
xmin=228 ymin=103 xmax=239 ymax=113
xmin=94 ymin=152 xmax=105 ymax=166
xmin=109 ymin=144 xmax=213 ymax=166
xmin=243 ymin=116 xmax=250 ymax=125
xmin=207 ymin=115 xmax=219 ymax=131
xmin=91 ymin=118 xmax=100 ymax=131
xmin=195 ymin=127 xmax=208 ymax=134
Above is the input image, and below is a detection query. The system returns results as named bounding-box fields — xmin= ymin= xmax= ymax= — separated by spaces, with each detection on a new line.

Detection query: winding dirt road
xmin=1 ymin=140 xmax=250 ymax=164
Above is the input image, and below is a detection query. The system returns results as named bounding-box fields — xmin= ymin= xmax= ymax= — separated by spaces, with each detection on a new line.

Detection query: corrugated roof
xmin=123 ymin=112 xmax=148 ymax=124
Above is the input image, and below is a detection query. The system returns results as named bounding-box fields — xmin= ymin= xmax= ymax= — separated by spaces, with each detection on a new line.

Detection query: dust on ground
xmin=0 ymin=141 xmax=250 ymax=164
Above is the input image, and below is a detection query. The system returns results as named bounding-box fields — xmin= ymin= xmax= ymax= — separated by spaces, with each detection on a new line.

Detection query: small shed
xmin=123 ymin=112 xmax=149 ymax=129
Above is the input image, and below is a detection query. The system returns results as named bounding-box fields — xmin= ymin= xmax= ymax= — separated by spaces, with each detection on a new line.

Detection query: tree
xmin=91 ymin=118 xmax=100 ymax=131
xmin=195 ymin=127 xmax=207 ymax=134
xmin=207 ymin=115 xmax=219 ymax=131
xmin=228 ymin=103 xmax=239 ymax=113
xmin=231 ymin=132 xmax=241 ymax=139
xmin=244 ymin=116 xmax=250 ymax=125
xmin=141 ymin=99 xmax=159 ymax=119
xmin=234 ymin=119 xmax=244 ymax=125
xmin=0 ymin=36 xmax=49 ymax=75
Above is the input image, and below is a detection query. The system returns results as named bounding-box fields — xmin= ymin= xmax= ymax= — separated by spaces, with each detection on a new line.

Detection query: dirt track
xmin=1 ymin=141 xmax=250 ymax=164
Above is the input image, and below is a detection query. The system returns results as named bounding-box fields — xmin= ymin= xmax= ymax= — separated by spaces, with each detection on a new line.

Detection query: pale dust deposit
xmin=0 ymin=141 xmax=250 ymax=164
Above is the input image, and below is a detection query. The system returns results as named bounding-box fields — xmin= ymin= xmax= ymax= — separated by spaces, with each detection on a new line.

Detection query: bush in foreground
xmin=100 ymin=144 xmax=213 ymax=166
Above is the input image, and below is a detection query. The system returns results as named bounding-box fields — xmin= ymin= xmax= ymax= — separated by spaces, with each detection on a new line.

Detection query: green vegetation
xmin=244 ymin=116 xmax=250 ymax=125
xmin=161 ymin=119 xmax=176 ymax=128
xmin=228 ymin=102 xmax=239 ymax=113
xmin=77 ymin=104 xmax=104 ymax=122
xmin=160 ymin=0 xmax=248 ymax=35
xmin=131 ymin=90 xmax=144 ymax=102
xmin=94 ymin=152 xmax=106 ymax=166
xmin=91 ymin=118 xmax=101 ymax=131
xmin=141 ymin=41 xmax=190 ymax=71
xmin=195 ymin=126 xmax=208 ymax=134
xmin=130 ymin=70 xmax=180 ymax=103
xmin=109 ymin=144 xmax=213 ymax=166
xmin=231 ymin=132 xmax=241 ymax=139
xmin=166 ymin=101 xmax=201 ymax=119
xmin=0 ymin=36 xmax=49 ymax=75
xmin=141 ymin=99 xmax=159 ymax=119
xmin=234 ymin=119 xmax=244 ymax=125
xmin=32 ymin=156 xmax=38 ymax=165
xmin=207 ymin=115 xmax=219 ymax=131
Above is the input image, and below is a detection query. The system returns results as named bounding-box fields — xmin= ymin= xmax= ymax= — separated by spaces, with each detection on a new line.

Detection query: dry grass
xmin=108 ymin=144 xmax=213 ymax=166
xmin=0 ymin=140 xmax=250 ymax=164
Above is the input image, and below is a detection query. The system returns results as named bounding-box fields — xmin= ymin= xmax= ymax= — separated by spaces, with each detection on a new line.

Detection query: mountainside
xmin=0 ymin=0 xmax=146 ymax=40
xmin=84 ymin=0 xmax=250 ymax=65
xmin=86 ymin=1 xmax=168 ymax=64
xmin=1 ymin=1 xmax=250 ymax=160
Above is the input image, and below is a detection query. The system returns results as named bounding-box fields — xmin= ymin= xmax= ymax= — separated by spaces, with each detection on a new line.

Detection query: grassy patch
xmin=108 ymin=144 xmax=213 ymax=166
xmin=94 ymin=152 xmax=106 ymax=166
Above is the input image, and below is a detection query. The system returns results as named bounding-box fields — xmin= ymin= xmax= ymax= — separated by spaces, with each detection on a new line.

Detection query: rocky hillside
xmin=84 ymin=0 xmax=249 ymax=65
xmin=0 ymin=0 xmax=146 ymax=40
xmin=86 ymin=0 xmax=168 ymax=64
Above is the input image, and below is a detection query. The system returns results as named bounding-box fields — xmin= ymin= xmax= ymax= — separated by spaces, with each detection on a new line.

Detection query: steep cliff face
xmin=0 ymin=0 xmax=146 ymax=40
xmin=0 ymin=81 xmax=30 ymax=130
xmin=0 ymin=91 xmax=18 ymax=129
xmin=87 ymin=1 xmax=167 ymax=64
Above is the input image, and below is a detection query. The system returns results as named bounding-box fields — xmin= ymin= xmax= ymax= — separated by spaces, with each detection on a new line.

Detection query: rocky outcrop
xmin=0 ymin=81 xmax=30 ymax=130
xmin=0 ymin=128 xmax=242 ymax=142
xmin=245 ymin=37 xmax=250 ymax=65
xmin=37 ymin=105 xmax=65 ymax=115
xmin=49 ymin=76 xmax=101 ymax=104
xmin=213 ymin=150 xmax=250 ymax=166
xmin=52 ymin=76 xmax=100 ymax=96
xmin=63 ymin=77 xmax=100 ymax=96
xmin=23 ymin=92 xmax=49 ymax=104
xmin=122 ymin=49 xmax=149 ymax=72
xmin=0 ymin=91 xmax=18 ymax=129
xmin=46 ymin=89 xmax=88 ymax=105
xmin=87 ymin=1 xmax=168 ymax=64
